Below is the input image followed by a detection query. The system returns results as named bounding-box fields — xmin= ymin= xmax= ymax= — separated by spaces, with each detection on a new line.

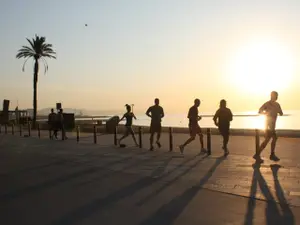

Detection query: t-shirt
xmin=146 ymin=105 xmax=164 ymax=123
xmin=213 ymin=108 xmax=233 ymax=128
xmin=124 ymin=112 xmax=134 ymax=126
xmin=259 ymin=101 xmax=283 ymax=130
xmin=188 ymin=106 xmax=198 ymax=125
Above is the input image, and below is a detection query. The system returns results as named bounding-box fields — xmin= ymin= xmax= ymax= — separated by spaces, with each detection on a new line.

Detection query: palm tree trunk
xmin=32 ymin=59 xmax=39 ymax=129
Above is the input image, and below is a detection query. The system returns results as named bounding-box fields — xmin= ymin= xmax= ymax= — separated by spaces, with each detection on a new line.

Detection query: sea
xmin=116 ymin=110 xmax=300 ymax=130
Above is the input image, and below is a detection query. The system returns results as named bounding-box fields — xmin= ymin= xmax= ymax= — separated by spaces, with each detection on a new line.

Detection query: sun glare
xmin=227 ymin=39 xmax=295 ymax=95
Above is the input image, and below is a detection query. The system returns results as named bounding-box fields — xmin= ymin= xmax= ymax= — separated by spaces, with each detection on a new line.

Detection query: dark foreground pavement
xmin=1 ymin=133 xmax=300 ymax=225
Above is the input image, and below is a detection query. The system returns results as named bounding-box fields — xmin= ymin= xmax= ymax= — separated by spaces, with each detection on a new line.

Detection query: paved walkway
xmin=1 ymin=130 xmax=300 ymax=224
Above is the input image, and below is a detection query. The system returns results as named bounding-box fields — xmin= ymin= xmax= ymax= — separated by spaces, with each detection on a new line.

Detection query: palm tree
xmin=16 ymin=35 xmax=56 ymax=128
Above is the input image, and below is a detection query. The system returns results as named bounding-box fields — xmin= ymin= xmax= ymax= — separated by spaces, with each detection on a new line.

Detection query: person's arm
xmin=213 ymin=110 xmax=219 ymax=126
xmin=118 ymin=114 xmax=125 ymax=123
xmin=133 ymin=113 xmax=137 ymax=120
xmin=278 ymin=104 xmax=283 ymax=116
xmin=146 ymin=107 xmax=152 ymax=118
xmin=258 ymin=103 xmax=266 ymax=114
xmin=187 ymin=108 xmax=192 ymax=119
xmin=229 ymin=109 xmax=233 ymax=121
xmin=161 ymin=107 xmax=164 ymax=118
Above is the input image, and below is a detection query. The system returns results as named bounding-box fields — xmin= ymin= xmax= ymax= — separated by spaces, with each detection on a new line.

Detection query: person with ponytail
xmin=118 ymin=104 xmax=139 ymax=146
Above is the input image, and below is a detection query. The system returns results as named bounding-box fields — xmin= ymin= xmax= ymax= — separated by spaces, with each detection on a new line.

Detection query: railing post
xmin=93 ymin=125 xmax=97 ymax=144
xmin=169 ymin=127 xmax=173 ymax=152
xmin=139 ymin=126 xmax=143 ymax=148
xmin=207 ymin=128 xmax=211 ymax=155
xmin=28 ymin=122 xmax=31 ymax=137
xmin=255 ymin=129 xmax=260 ymax=155
xmin=114 ymin=126 xmax=118 ymax=146
xmin=76 ymin=125 xmax=80 ymax=143
xmin=19 ymin=124 xmax=23 ymax=136
xmin=38 ymin=123 xmax=41 ymax=139
xmin=12 ymin=124 xmax=15 ymax=135
xmin=4 ymin=124 xmax=7 ymax=134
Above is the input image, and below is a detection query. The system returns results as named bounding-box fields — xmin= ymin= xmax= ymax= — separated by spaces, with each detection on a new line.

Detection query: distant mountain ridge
xmin=37 ymin=108 xmax=122 ymax=116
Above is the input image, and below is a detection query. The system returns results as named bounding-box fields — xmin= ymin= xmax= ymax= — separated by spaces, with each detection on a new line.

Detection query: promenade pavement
xmin=1 ymin=128 xmax=300 ymax=225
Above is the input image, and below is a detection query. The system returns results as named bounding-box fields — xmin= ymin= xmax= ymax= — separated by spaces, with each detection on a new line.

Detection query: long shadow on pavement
xmin=49 ymin=154 xmax=208 ymax=225
xmin=0 ymin=150 xmax=156 ymax=202
xmin=138 ymin=156 xmax=226 ymax=225
xmin=244 ymin=163 xmax=295 ymax=225
xmin=137 ymin=154 xmax=209 ymax=206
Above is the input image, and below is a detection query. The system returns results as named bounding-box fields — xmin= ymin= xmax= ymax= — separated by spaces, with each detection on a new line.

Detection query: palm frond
xmin=22 ymin=57 xmax=31 ymax=72
xmin=41 ymin=57 xmax=49 ymax=74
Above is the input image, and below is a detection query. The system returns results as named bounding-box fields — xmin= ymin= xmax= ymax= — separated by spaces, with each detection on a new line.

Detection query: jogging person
xmin=146 ymin=98 xmax=164 ymax=151
xmin=118 ymin=104 xmax=139 ymax=146
xmin=179 ymin=98 xmax=206 ymax=154
xmin=213 ymin=99 xmax=233 ymax=156
xmin=253 ymin=91 xmax=283 ymax=163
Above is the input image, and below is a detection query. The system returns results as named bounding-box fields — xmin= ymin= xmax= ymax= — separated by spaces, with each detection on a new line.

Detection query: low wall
xmin=32 ymin=122 xmax=300 ymax=138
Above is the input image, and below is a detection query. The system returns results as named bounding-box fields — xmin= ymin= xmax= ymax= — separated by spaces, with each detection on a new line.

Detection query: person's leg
xmin=254 ymin=130 xmax=271 ymax=162
xmin=156 ymin=123 xmax=162 ymax=147
xmin=130 ymin=128 xmax=138 ymax=146
xmin=119 ymin=127 xmax=129 ymax=144
xmin=150 ymin=124 xmax=155 ymax=150
xmin=270 ymin=132 xmax=280 ymax=161
xmin=179 ymin=126 xmax=196 ymax=154
xmin=197 ymin=125 xmax=204 ymax=150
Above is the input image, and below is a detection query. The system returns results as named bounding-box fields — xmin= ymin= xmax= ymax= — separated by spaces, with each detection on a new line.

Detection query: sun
xmin=226 ymin=38 xmax=295 ymax=95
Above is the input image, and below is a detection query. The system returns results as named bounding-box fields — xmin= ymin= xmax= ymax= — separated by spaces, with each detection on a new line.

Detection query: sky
xmin=1 ymin=0 xmax=300 ymax=114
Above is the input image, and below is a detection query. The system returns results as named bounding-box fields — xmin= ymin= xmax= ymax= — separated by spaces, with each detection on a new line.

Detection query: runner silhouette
xmin=253 ymin=91 xmax=283 ymax=163
xmin=146 ymin=98 xmax=164 ymax=151
xmin=118 ymin=104 xmax=139 ymax=147
xmin=213 ymin=99 xmax=233 ymax=156
xmin=179 ymin=99 xmax=206 ymax=155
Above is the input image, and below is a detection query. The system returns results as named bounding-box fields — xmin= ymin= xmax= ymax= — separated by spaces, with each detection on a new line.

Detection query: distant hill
xmin=37 ymin=108 xmax=122 ymax=116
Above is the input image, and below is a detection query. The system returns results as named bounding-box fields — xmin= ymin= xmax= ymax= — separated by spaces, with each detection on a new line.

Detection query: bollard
xmin=19 ymin=124 xmax=23 ymax=136
xmin=37 ymin=123 xmax=41 ymax=139
xmin=207 ymin=128 xmax=211 ymax=155
xmin=114 ymin=126 xmax=118 ymax=146
xmin=138 ymin=126 xmax=143 ymax=148
xmin=169 ymin=127 xmax=173 ymax=152
xmin=12 ymin=124 xmax=15 ymax=135
xmin=76 ymin=125 xmax=80 ymax=143
xmin=93 ymin=125 xmax=97 ymax=144
xmin=4 ymin=124 xmax=7 ymax=134
xmin=28 ymin=122 xmax=31 ymax=137
xmin=255 ymin=129 xmax=260 ymax=155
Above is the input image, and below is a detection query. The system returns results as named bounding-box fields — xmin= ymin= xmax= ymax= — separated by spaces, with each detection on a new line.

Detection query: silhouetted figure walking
xmin=146 ymin=98 xmax=164 ymax=151
xmin=179 ymin=99 xmax=206 ymax=154
xmin=57 ymin=109 xmax=68 ymax=140
xmin=48 ymin=108 xmax=57 ymax=139
xmin=213 ymin=99 xmax=233 ymax=156
xmin=253 ymin=91 xmax=283 ymax=163
xmin=118 ymin=104 xmax=139 ymax=146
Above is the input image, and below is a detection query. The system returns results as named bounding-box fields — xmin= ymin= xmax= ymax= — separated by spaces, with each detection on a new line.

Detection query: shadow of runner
xmin=244 ymin=163 xmax=294 ymax=225
xmin=150 ymin=157 xmax=173 ymax=177
xmin=138 ymin=156 xmax=225 ymax=225
xmin=137 ymin=154 xmax=209 ymax=206
xmin=271 ymin=164 xmax=295 ymax=225
xmin=49 ymin=154 xmax=203 ymax=225
xmin=75 ymin=152 xmax=168 ymax=186
xmin=0 ymin=150 xmax=151 ymax=202
xmin=243 ymin=163 xmax=259 ymax=225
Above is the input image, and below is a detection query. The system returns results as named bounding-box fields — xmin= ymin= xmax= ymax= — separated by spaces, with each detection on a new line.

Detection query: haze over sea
xmin=115 ymin=110 xmax=299 ymax=130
